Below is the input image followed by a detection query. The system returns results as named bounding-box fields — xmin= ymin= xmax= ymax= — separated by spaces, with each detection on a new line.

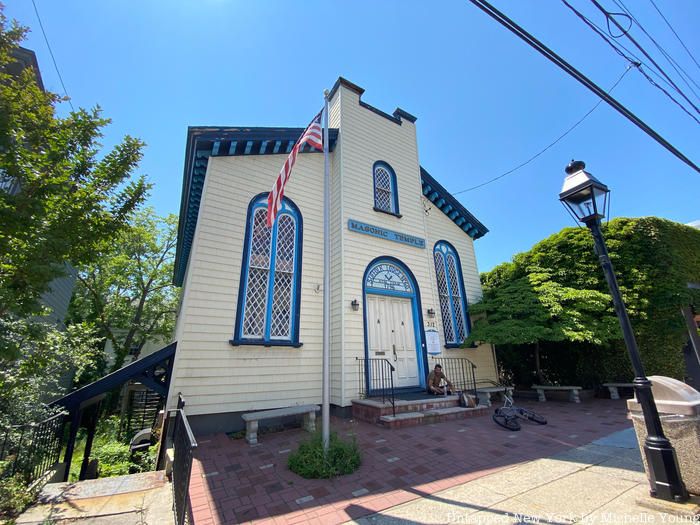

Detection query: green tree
xmin=0 ymin=10 xmax=149 ymax=326
xmin=466 ymin=264 xmax=618 ymax=383
xmin=468 ymin=218 xmax=700 ymax=386
xmin=71 ymin=209 xmax=179 ymax=371
xmin=0 ymin=317 xmax=101 ymax=425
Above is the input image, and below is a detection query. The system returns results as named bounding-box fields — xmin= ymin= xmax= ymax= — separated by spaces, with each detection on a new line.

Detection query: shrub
xmin=0 ymin=461 xmax=35 ymax=518
xmin=288 ymin=432 xmax=360 ymax=479
xmin=92 ymin=441 xmax=131 ymax=477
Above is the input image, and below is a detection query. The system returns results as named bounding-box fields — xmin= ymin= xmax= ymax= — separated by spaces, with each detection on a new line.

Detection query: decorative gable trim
xmin=420 ymin=167 xmax=488 ymax=240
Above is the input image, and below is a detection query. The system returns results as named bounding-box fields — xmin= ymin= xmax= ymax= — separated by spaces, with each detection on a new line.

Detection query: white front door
xmin=367 ymin=295 xmax=419 ymax=389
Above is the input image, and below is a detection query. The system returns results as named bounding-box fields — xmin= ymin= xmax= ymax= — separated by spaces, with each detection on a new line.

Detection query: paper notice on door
xmin=425 ymin=328 xmax=441 ymax=355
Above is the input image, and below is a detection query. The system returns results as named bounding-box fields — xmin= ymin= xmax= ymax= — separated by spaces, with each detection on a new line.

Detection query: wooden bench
xmin=602 ymin=382 xmax=634 ymax=400
xmin=532 ymin=384 xmax=583 ymax=403
xmin=476 ymin=385 xmax=514 ymax=407
xmin=241 ymin=404 xmax=320 ymax=445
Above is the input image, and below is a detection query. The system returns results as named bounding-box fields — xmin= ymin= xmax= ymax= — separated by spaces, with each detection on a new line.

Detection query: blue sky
xmin=6 ymin=0 xmax=699 ymax=272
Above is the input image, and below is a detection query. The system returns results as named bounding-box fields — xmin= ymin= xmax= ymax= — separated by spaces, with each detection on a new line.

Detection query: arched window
xmin=373 ymin=161 xmax=399 ymax=215
xmin=433 ymin=241 xmax=469 ymax=346
xmin=232 ymin=194 xmax=302 ymax=346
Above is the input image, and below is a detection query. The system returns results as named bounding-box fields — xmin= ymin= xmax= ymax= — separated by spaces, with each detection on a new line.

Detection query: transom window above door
xmin=373 ymin=161 xmax=400 ymax=217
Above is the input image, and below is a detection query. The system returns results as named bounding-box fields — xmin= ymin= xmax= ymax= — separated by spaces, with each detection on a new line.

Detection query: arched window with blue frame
xmin=232 ymin=193 xmax=303 ymax=347
xmin=373 ymin=161 xmax=399 ymax=215
xmin=433 ymin=241 xmax=470 ymax=346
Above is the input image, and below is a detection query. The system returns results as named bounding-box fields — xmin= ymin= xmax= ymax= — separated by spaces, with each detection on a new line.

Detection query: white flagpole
xmin=322 ymin=90 xmax=331 ymax=452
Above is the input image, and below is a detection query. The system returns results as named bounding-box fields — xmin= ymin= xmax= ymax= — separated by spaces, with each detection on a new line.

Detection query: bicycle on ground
xmin=492 ymin=393 xmax=547 ymax=431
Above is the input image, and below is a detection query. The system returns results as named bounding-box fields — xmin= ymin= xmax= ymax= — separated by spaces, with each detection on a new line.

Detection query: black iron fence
xmin=429 ymin=356 xmax=477 ymax=397
xmin=356 ymin=358 xmax=396 ymax=416
xmin=170 ymin=395 xmax=197 ymax=525
xmin=0 ymin=411 xmax=66 ymax=484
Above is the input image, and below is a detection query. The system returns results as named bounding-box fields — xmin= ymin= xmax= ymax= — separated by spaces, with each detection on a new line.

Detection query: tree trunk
xmin=534 ymin=341 xmax=544 ymax=384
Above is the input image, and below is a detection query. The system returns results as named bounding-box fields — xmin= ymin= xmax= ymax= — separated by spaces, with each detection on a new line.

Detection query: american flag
xmin=267 ymin=110 xmax=323 ymax=227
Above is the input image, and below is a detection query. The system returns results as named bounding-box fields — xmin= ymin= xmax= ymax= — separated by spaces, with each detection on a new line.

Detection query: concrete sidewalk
xmin=351 ymin=429 xmax=699 ymax=524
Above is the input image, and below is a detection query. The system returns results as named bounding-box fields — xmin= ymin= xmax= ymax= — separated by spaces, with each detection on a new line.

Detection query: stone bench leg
xmin=569 ymin=390 xmax=581 ymax=403
xmin=504 ymin=388 xmax=514 ymax=400
xmin=536 ymin=389 xmax=546 ymax=402
xmin=303 ymin=411 xmax=316 ymax=432
xmin=481 ymin=392 xmax=492 ymax=407
xmin=608 ymin=386 xmax=620 ymax=400
xmin=245 ymin=420 xmax=258 ymax=445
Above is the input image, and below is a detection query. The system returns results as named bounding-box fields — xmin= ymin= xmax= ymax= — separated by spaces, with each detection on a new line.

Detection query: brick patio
xmin=188 ymin=399 xmax=632 ymax=525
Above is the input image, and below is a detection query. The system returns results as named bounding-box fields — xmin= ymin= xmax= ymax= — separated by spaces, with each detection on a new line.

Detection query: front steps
xmin=352 ymin=395 xmax=489 ymax=429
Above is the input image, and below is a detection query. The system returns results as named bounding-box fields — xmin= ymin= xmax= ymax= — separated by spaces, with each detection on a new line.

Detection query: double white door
xmin=367 ymin=295 xmax=419 ymax=388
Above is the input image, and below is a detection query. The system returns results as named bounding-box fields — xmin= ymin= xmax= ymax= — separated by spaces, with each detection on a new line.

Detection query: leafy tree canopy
xmin=70 ymin=209 xmax=179 ymax=372
xmin=467 ymin=217 xmax=700 ymax=382
xmin=0 ymin=9 xmax=149 ymax=320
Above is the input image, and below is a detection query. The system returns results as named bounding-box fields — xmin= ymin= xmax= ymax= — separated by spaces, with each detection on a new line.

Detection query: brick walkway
xmin=188 ymin=399 xmax=631 ymax=525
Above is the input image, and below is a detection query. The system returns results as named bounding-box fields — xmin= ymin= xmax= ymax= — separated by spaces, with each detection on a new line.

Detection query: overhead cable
xmin=612 ymin=0 xmax=700 ymax=100
xmin=466 ymin=0 xmax=699 ymax=174
xmin=589 ymin=0 xmax=700 ymax=117
xmin=30 ymin=0 xmax=74 ymax=111
xmin=453 ymin=67 xmax=632 ymax=195
xmin=648 ymin=0 xmax=700 ymax=74
xmin=561 ymin=0 xmax=700 ymax=125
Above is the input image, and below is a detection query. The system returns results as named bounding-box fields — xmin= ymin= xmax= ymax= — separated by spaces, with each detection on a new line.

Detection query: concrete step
xmin=17 ymin=471 xmax=173 ymax=525
xmin=378 ymin=406 xmax=489 ymax=429
xmin=352 ymin=396 xmax=460 ymax=423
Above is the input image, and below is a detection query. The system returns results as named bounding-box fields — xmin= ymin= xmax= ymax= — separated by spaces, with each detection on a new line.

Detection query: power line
xmin=453 ymin=67 xmax=632 ymax=195
xmin=612 ymin=0 xmax=700 ymax=101
xmin=467 ymin=0 xmax=699 ymax=173
xmin=30 ymin=0 xmax=74 ymax=111
xmin=561 ymin=0 xmax=700 ymax=125
xmin=589 ymin=0 xmax=700 ymax=117
xmin=648 ymin=0 xmax=700 ymax=74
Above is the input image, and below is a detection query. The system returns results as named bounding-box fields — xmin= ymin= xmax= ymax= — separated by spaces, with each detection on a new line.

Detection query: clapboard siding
xmin=169 ymin=150 xmax=328 ymax=416
xmin=169 ymin=80 xmax=494 ymax=418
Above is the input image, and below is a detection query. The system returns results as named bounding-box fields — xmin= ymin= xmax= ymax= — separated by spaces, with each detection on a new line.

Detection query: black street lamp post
xmin=559 ymin=160 xmax=688 ymax=502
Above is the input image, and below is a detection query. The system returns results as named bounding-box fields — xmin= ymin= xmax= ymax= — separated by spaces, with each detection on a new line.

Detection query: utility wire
xmin=453 ymin=67 xmax=632 ymax=195
xmin=31 ymin=0 xmax=74 ymax=111
xmin=467 ymin=0 xmax=699 ymax=174
xmin=561 ymin=0 xmax=700 ymax=125
xmin=648 ymin=0 xmax=700 ymax=74
xmin=589 ymin=0 xmax=700 ymax=117
xmin=612 ymin=0 xmax=700 ymax=101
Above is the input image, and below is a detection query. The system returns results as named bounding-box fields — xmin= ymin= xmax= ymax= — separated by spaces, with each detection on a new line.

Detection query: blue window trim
xmin=230 ymin=193 xmax=303 ymax=348
xmin=373 ymin=161 xmax=400 ymax=216
xmin=433 ymin=240 xmax=471 ymax=348
xmin=362 ymin=256 xmax=428 ymax=394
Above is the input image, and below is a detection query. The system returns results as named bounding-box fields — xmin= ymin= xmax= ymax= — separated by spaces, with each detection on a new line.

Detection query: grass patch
xmin=288 ymin=432 xmax=360 ymax=479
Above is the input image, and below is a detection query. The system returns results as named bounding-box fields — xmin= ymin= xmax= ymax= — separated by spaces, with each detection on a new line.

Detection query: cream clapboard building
xmin=169 ymin=78 xmax=497 ymax=433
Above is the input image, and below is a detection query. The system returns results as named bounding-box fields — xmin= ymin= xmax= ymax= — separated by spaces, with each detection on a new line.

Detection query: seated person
xmin=427 ymin=364 xmax=454 ymax=395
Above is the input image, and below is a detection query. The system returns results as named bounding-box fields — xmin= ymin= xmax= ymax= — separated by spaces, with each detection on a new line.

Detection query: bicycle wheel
xmin=493 ymin=411 xmax=521 ymax=431
xmin=516 ymin=408 xmax=547 ymax=425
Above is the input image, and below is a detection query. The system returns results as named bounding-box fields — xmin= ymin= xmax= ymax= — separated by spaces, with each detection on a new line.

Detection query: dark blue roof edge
xmin=328 ymin=77 xmax=417 ymax=126
xmin=420 ymin=166 xmax=489 ymax=240
xmin=174 ymin=127 xmax=339 ymax=286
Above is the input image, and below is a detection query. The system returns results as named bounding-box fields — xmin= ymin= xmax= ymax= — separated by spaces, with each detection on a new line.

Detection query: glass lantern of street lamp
xmin=558 ymin=160 xmax=610 ymax=224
